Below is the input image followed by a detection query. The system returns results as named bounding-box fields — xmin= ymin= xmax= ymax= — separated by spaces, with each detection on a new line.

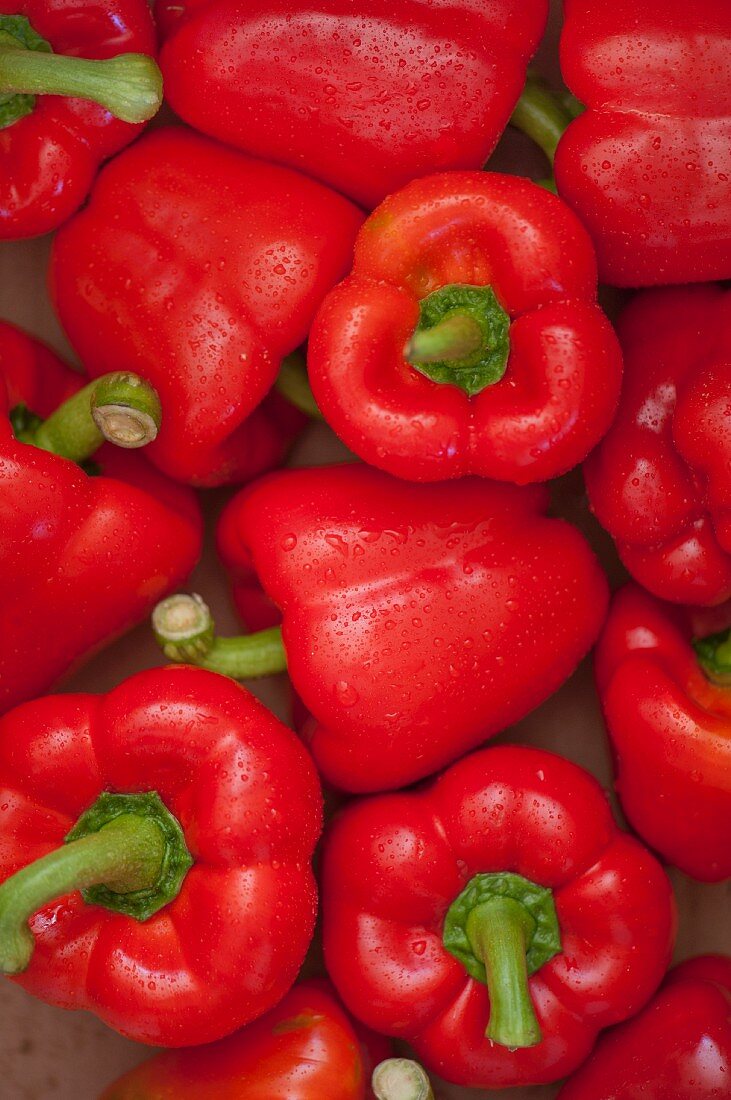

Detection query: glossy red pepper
xmin=100 ymin=979 xmax=391 ymax=1099
xmin=595 ymin=584 xmax=731 ymax=883
xmin=308 ymin=171 xmax=622 ymax=484
xmin=554 ymin=1 xmax=731 ymax=287
xmin=0 ymin=0 xmax=162 ymax=239
xmin=0 ymin=666 xmax=322 ymax=1046
xmin=153 ymin=464 xmax=609 ymax=792
xmin=0 ymin=320 xmax=202 ymax=714
xmin=322 ymin=744 xmax=675 ymax=1089
xmin=50 ymin=126 xmax=362 ymax=486
xmin=155 ymin=0 xmax=548 ymax=210
xmin=585 ymin=285 xmax=731 ymax=606
xmin=558 ymin=955 xmax=731 ymax=1099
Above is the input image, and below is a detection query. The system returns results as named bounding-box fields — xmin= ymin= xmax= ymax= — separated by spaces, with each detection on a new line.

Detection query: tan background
xmin=0 ymin=2 xmax=729 ymax=1097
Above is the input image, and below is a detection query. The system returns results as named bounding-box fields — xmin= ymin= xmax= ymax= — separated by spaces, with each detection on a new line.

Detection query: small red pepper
xmin=322 ymin=744 xmax=675 ymax=1089
xmin=308 ymin=171 xmax=622 ymax=484
xmin=100 ymin=979 xmax=392 ymax=1099
xmin=0 ymin=666 xmax=323 ymax=1046
xmin=155 ymin=0 xmax=548 ymax=210
xmin=50 ymin=126 xmax=363 ymax=486
xmin=557 ymin=955 xmax=731 ymax=1099
xmin=585 ymin=285 xmax=731 ymax=606
xmin=0 ymin=0 xmax=162 ymax=239
xmin=154 ymin=464 xmax=608 ymax=792
xmin=553 ymin=1 xmax=731 ymax=287
xmin=0 ymin=319 xmax=202 ymax=714
xmin=595 ymin=583 xmax=731 ymax=883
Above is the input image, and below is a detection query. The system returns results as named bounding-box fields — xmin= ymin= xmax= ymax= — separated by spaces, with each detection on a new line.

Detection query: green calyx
xmin=66 ymin=792 xmax=192 ymax=921
xmin=406 ymin=284 xmax=511 ymax=398
xmin=0 ymin=791 xmax=191 ymax=975
xmin=152 ymin=593 xmax=288 ymax=680
xmin=0 ymin=16 xmax=50 ymax=129
xmin=0 ymin=14 xmax=162 ymax=131
xmin=693 ymin=628 xmax=731 ymax=686
xmin=443 ymin=872 xmax=561 ymax=1049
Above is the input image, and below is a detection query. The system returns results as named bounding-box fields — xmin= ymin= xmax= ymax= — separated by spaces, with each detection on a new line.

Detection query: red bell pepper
xmin=155 ymin=0 xmax=548 ymax=210
xmin=557 ymin=954 xmax=731 ymax=1099
xmin=595 ymin=584 xmax=731 ymax=883
xmin=0 ymin=319 xmax=202 ymax=714
xmin=553 ymin=1 xmax=731 ymax=287
xmin=585 ymin=285 xmax=731 ymax=607
xmin=0 ymin=666 xmax=323 ymax=1046
xmin=0 ymin=0 xmax=162 ymax=239
xmin=153 ymin=464 xmax=609 ymax=792
xmin=308 ymin=171 xmax=622 ymax=484
xmin=321 ymin=744 xmax=675 ymax=1089
xmin=50 ymin=126 xmax=363 ymax=486
xmin=100 ymin=979 xmax=391 ymax=1098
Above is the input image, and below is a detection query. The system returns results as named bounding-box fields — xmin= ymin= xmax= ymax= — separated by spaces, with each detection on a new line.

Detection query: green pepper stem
xmin=21 ymin=371 xmax=161 ymax=463
xmin=467 ymin=897 xmax=542 ymax=1049
xmin=693 ymin=628 xmax=731 ymax=686
xmin=406 ymin=312 xmax=484 ymax=365
xmin=372 ymin=1059 xmax=435 ymax=1100
xmin=275 ymin=352 xmax=323 ymax=419
xmin=152 ymin=594 xmax=288 ymax=679
xmin=0 ymin=32 xmax=162 ymax=123
xmin=510 ymin=71 xmax=575 ymax=165
xmin=0 ymin=814 xmax=165 ymax=974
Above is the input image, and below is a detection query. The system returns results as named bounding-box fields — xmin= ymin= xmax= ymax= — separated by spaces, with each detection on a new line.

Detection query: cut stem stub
xmin=12 ymin=371 xmax=161 ymax=464
xmin=372 ymin=1059 xmax=434 ymax=1100
xmin=152 ymin=594 xmax=288 ymax=679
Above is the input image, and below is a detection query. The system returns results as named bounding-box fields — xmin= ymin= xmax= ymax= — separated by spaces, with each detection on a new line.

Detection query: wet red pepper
xmin=0 ymin=320 xmax=202 ymax=714
xmin=0 ymin=0 xmax=161 ymax=239
xmin=585 ymin=285 xmax=731 ymax=606
xmin=154 ymin=464 xmax=609 ymax=793
xmin=596 ymin=584 xmax=731 ymax=883
xmin=50 ymin=127 xmax=362 ymax=486
xmin=554 ymin=1 xmax=731 ymax=287
xmin=0 ymin=666 xmax=322 ymax=1046
xmin=322 ymin=744 xmax=675 ymax=1089
xmin=308 ymin=171 xmax=622 ymax=484
xmin=101 ymin=979 xmax=391 ymax=1098
xmin=155 ymin=0 xmax=548 ymax=209
xmin=558 ymin=955 xmax=731 ymax=1099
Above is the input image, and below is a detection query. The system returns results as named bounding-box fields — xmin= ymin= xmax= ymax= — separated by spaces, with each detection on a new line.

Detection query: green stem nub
xmin=443 ymin=872 xmax=562 ymax=1051
xmin=693 ymin=628 xmax=731 ymax=686
xmin=467 ymin=898 xmax=541 ymax=1048
xmin=372 ymin=1059 xmax=434 ymax=1100
xmin=275 ymin=351 xmax=323 ymax=420
xmin=90 ymin=372 xmax=162 ymax=449
xmin=407 ymin=312 xmax=484 ymax=364
xmin=0 ymin=18 xmax=162 ymax=130
xmin=405 ymin=284 xmax=510 ymax=398
xmin=0 ymin=791 xmax=191 ymax=974
xmin=152 ymin=594 xmax=288 ymax=679
xmin=509 ymin=70 xmax=576 ymax=166
xmin=13 ymin=371 xmax=161 ymax=465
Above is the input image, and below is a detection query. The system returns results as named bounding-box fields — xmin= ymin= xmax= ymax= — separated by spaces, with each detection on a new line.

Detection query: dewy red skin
xmin=0 ymin=319 xmax=202 ymax=714
xmin=50 ymin=127 xmax=363 ymax=486
xmin=155 ymin=0 xmax=549 ymax=209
